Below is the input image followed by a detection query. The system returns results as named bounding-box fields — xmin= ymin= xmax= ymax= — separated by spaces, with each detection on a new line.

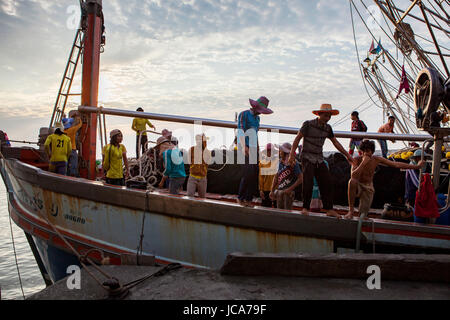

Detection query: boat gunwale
xmin=4 ymin=158 xmax=450 ymax=239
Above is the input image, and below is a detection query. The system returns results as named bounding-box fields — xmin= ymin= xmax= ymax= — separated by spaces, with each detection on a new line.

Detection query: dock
xmin=28 ymin=253 xmax=450 ymax=300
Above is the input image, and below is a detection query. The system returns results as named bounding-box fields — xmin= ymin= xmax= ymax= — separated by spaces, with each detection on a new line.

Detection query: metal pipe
xmin=78 ymin=105 xmax=441 ymax=142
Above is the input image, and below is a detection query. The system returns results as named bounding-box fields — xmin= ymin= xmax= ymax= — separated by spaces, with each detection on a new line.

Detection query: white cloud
xmin=1 ymin=0 xmax=18 ymax=16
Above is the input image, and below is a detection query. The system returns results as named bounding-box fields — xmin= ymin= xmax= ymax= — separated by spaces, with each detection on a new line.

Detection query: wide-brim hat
xmin=249 ymin=96 xmax=273 ymax=114
xmin=312 ymin=103 xmax=339 ymax=116
xmin=279 ymin=142 xmax=292 ymax=154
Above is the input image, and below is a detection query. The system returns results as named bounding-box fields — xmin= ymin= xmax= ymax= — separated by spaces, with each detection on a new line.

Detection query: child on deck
xmin=270 ymin=143 xmax=303 ymax=210
xmin=345 ymin=140 xmax=425 ymax=220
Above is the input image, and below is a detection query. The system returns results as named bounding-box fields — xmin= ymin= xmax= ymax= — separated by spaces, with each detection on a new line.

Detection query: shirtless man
xmin=345 ymin=140 xmax=425 ymax=219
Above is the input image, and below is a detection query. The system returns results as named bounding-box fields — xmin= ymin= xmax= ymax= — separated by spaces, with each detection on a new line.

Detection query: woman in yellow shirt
xmin=103 ymin=129 xmax=129 ymax=186
xmin=132 ymin=107 xmax=156 ymax=158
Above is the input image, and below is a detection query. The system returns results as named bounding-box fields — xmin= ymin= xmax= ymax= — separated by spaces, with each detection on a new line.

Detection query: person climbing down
xmin=103 ymin=129 xmax=129 ymax=186
xmin=345 ymin=140 xmax=425 ymax=220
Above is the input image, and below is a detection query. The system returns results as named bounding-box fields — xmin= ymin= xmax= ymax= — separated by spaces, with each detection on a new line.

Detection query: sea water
xmin=0 ymin=181 xmax=45 ymax=300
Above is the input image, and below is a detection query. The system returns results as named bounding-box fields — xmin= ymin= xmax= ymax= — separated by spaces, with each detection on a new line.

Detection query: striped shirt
xmin=300 ymin=118 xmax=334 ymax=164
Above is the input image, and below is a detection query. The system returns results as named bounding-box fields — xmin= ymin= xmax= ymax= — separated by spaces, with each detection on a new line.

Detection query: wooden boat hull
xmin=1 ymin=158 xmax=449 ymax=283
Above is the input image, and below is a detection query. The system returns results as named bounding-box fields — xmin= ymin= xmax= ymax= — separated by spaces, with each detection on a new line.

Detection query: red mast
xmin=79 ymin=0 xmax=104 ymax=179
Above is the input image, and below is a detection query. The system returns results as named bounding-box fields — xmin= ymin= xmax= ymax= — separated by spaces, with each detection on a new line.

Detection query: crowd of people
xmin=45 ymin=97 xmax=430 ymax=219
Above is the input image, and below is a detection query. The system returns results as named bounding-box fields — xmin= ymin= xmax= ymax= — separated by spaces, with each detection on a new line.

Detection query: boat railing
xmin=78 ymin=105 xmax=448 ymax=142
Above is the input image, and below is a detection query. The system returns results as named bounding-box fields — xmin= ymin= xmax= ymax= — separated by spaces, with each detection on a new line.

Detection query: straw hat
xmin=312 ymin=103 xmax=339 ymax=116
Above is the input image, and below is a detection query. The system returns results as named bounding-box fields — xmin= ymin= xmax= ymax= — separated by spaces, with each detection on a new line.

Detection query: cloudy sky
xmin=0 ymin=0 xmax=445 ymax=155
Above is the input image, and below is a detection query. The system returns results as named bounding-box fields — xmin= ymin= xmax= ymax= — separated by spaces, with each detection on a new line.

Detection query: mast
xmin=79 ymin=0 xmax=104 ymax=180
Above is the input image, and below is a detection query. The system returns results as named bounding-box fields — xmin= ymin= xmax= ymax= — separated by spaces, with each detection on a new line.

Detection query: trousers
xmin=302 ymin=160 xmax=333 ymax=210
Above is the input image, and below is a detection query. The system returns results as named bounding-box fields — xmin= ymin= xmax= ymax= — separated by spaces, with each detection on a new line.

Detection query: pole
xmin=431 ymin=133 xmax=443 ymax=189
xmin=79 ymin=0 xmax=103 ymax=180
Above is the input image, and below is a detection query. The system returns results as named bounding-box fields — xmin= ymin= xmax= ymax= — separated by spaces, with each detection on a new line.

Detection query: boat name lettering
xmin=64 ymin=214 xmax=86 ymax=225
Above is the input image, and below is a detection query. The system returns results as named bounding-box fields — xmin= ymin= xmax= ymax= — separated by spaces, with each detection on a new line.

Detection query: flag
xmin=371 ymin=39 xmax=382 ymax=55
xmin=396 ymin=65 xmax=410 ymax=98
xmin=368 ymin=40 xmax=374 ymax=54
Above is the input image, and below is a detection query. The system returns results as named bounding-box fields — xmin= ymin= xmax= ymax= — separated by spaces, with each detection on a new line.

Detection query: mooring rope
xmin=8 ymin=210 xmax=26 ymax=300
xmin=0 ymin=150 xmax=127 ymax=298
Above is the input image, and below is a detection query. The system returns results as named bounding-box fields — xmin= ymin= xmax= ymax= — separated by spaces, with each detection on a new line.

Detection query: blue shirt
xmin=237 ymin=109 xmax=260 ymax=148
xmin=163 ymin=148 xmax=187 ymax=178
xmin=277 ymin=161 xmax=301 ymax=190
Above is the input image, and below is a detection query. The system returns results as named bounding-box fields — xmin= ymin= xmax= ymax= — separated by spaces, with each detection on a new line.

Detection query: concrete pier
xmin=28 ymin=253 xmax=450 ymax=300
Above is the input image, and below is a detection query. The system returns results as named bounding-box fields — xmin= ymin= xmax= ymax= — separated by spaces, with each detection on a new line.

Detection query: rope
xmin=349 ymin=1 xmax=385 ymax=112
xmin=8 ymin=209 xmax=26 ymax=299
xmin=0 ymin=150 xmax=126 ymax=297
xmin=136 ymin=190 xmax=150 ymax=264
xmin=120 ymin=263 xmax=182 ymax=295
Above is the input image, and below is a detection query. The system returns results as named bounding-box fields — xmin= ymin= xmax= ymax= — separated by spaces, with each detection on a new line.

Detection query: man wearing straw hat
xmin=288 ymin=103 xmax=355 ymax=218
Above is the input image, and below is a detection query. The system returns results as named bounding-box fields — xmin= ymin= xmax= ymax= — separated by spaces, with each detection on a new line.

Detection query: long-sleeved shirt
xmin=64 ymin=120 xmax=82 ymax=150
xmin=237 ymin=109 xmax=260 ymax=148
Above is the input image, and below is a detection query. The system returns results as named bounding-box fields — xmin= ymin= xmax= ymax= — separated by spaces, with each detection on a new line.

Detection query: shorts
xmin=274 ymin=189 xmax=295 ymax=210
xmin=356 ymin=182 xmax=375 ymax=217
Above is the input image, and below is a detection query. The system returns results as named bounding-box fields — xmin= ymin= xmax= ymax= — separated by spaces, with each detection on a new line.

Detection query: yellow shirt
xmin=132 ymin=118 xmax=154 ymax=136
xmin=259 ymin=159 xmax=277 ymax=192
xmin=103 ymin=144 xmax=127 ymax=179
xmin=44 ymin=134 xmax=72 ymax=162
xmin=189 ymin=146 xmax=211 ymax=178
xmin=64 ymin=121 xmax=82 ymax=150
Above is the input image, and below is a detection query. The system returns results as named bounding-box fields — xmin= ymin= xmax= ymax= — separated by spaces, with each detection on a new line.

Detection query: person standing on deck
xmin=345 ymin=140 xmax=425 ymax=220
xmin=45 ymin=123 xmax=72 ymax=175
xmin=187 ymin=134 xmax=211 ymax=198
xmin=236 ymin=96 xmax=273 ymax=207
xmin=377 ymin=116 xmax=396 ymax=158
xmin=159 ymin=137 xmax=187 ymax=195
xmin=349 ymin=111 xmax=367 ymax=157
xmin=103 ymin=129 xmax=129 ymax=186
xmin=64 ymin=111 xmax=82 ymax=177
xmin=288 ymin=103 xmax=355 ymax=218
xmin=132 ymin=107 xmax=156 ymax=159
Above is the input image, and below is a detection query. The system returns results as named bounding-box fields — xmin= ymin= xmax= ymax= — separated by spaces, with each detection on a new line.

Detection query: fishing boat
xmin=1 ymin=0 xmax=449 ymax=286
